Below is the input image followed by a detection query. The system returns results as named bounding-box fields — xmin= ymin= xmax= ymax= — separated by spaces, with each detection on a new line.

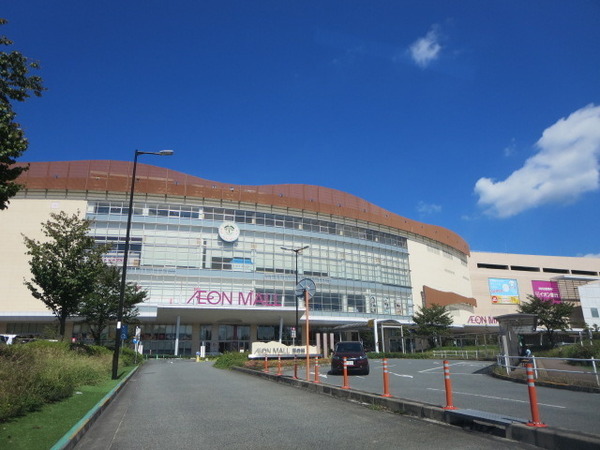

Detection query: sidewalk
xmin=534 ymin=357 xmax=600 ymax=390
xmin=495 ymin=357 xmax=600 ymax=393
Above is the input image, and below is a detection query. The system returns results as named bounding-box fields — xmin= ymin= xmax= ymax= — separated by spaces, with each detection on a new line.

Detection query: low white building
xmin=579 ymin=281 xmax=600 ymax=329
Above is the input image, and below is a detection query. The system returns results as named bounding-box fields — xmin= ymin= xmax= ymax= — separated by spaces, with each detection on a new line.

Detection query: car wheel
xmin=362 ymin=368 xmax=370 ymax=376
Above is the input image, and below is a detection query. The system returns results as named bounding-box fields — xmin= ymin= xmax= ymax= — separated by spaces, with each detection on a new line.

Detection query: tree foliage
xmin=23 ymin=212 xmax=108 ymax=339
xmin=412 ymin=303 xmax=453 ymax=347
xmin=79 ymin=264 xmax=146 ymax=345
xmin=0 ymin=18 xmax=45 ymax=209
xmin=518 ymin=295 xmax=575 ymax=347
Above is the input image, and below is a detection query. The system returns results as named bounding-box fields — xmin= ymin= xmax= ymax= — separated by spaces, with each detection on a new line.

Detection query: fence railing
xmin=496 ymin=355 xmax=600 ymax=387
xmin=432 ymin=349 xmax=495 ymax=360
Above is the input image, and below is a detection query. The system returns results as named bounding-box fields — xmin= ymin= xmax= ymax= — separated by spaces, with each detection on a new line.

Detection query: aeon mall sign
xmin=187 ymin=289 xmax=282 ymax=307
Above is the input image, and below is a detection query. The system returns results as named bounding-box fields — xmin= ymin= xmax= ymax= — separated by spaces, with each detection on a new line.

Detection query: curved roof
xmin=16 ymin=160 xmax=470 ymax=255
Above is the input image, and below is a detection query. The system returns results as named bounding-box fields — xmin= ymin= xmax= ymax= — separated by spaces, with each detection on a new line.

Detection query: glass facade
xmin=87 ymin=201 xmax=413 ymax=319
xmin=45 ymin=199 xmax=418 ymax=354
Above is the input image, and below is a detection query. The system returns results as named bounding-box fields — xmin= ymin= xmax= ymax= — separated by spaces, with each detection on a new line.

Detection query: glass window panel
xmin=219 ymin=325 xmax=234 ymax=340
xmin=257 ymin=326 xmax=275 ymax=341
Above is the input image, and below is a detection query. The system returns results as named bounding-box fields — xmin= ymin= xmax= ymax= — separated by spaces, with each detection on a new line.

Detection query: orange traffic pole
xmin=526 ymin=363 xmax=547 ymax=427
xmin=293 ymin=355 xmax=298 ymax=379
xmin=342 ymin=357 xmax=350 ymax=389
xmin=382 ymin=358 xmax=392 ymax=397
xmin=443 ymin=360 xmax=457 ymax=410
xmin=276 ymin=355 xmax=283 ymax=376
xmin=314 ymin=356 xmax=320 ymax=383
xmin=263 ymin=355 xmax=269 ymax=373
xmin=305 ymin=289 xmax=310 ymax=381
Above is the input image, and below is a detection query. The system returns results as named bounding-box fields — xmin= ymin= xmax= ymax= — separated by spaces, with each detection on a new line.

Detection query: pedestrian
xmin=520 ymin=345 xmax=532 ymax=366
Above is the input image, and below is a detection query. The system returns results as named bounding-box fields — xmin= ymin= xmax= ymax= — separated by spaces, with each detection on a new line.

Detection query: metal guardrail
xmin=496 ymin=355 xmax=600 ymax=387
xmin=432 ymin=349 xmax=495 ymax=360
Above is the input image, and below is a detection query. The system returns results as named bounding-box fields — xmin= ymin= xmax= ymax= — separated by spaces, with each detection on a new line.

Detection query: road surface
xmin=76 ymin=360 xmax=535 ymax=449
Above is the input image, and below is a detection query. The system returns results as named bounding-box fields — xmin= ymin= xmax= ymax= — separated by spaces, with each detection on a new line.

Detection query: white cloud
xmin=409 ymin=26 xmax=442 ymax=68
xmin=417 ymin=201 xmax=442 ymax=215
xmin=474 ymin=104 xmax=600 ymax=218
xmin=582 ymin=253 xmax=600 ymax=259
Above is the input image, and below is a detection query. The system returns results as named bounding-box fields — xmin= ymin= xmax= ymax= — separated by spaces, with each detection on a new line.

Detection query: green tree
xmin=518 ymin=295 xmax=575 ymax=347
xmin=79 ymin=264 xmax=147 ymax=345
xmin=0 ymin=18 xmax=45 ymax=209
xmin=23 ymin=212 xmax=107 ymax=340
xmin=412 ymin=304 xmax=453 ymax=348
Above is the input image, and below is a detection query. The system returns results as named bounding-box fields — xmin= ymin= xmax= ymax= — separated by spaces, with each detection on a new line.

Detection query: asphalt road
xmin=285 ymin=358 xmax=600 ymax=435
xmin=75 ymin=360 xmax=535 ymax=449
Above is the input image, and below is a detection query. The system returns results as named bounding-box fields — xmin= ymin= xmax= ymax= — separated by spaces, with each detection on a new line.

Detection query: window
xmin=199 ymin=325 xmax=212 ymax=341
xmin=572 ymin=270 xmax=598 ymax=276
xmin=511 ymin=265 xmax=540 ymax=272
xmin=257 ymin=326 xmax=276 ymax=341
xmin=543 ymin=267 xmax=569 ymax=274
xmin=477 ymin=263 xmax=509 ymax=270
xmin=591 ymin=308 xmax=599 ymax=318
xmin=218 ymin=325 xmax=234 ymax=341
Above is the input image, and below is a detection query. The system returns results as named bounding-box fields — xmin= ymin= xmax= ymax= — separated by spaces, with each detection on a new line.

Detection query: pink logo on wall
xmin=187 ymin=289 xmax=282 ymax=307
xmin=532 ymin=280 xmax=561 ymax=303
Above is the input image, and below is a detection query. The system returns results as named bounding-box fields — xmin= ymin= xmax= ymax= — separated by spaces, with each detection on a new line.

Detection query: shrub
xmin=213 ymin=351 xmax=249 ymax=369
xmin=543 ymin=342 xmax=600 ymax=360
xmin=0 ymin=341 xmax=114 ymax=421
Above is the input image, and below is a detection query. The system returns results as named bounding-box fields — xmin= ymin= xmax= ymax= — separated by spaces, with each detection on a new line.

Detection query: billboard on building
xmin=532 ymin=280 xmax=561 ymax=303
xmin=488 ymin=278 xmax=520 ymax=304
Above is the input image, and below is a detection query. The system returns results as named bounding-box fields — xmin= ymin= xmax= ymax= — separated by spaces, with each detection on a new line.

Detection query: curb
xmin=490 ymin=369 xmax=600 ymax=394
xmin=50 ymin=366 xmax=140 ymax=450
xmin=233 ymin=366 xmax=600 ymax=450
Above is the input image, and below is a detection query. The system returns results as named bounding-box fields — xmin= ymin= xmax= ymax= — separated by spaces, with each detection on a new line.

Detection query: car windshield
xmin=336 ymin=342 xmax=363 ymax=352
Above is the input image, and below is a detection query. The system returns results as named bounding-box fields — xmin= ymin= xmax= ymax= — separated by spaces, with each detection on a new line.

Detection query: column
xmin=174 ymin=315 xmax=181 ymax=356
xmin=191 ymin=323 xmax=201 ymax=354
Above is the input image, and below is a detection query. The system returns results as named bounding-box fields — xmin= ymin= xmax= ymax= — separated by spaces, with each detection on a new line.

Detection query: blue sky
xmin=4 ymin=1 xmax=600 ymax=258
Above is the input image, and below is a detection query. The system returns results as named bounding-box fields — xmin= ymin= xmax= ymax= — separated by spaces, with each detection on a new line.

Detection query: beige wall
xmin=468 ymin=252 xmax=600 ymax=326
xmin=408 ymin=240 xmax=473 ymax=311
xmin=0 ymin=198 xmax=87 ymax=314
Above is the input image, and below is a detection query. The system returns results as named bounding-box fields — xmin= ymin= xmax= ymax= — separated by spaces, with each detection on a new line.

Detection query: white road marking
xmin=418 ymin=361 xmax=487 ymax=374
xmin=390 ymin=372 xmax=414 ymax=378
xmin=426 ymin=388 xmax=565 ymax=409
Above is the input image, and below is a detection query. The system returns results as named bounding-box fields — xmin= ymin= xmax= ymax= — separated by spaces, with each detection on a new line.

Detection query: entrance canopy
xmin=155 ymin=305 xmax=297 ymax=326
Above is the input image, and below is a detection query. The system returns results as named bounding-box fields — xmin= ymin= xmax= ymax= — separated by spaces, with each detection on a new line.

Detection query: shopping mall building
xmin=1 ymin=161 xmax=599 ymax=354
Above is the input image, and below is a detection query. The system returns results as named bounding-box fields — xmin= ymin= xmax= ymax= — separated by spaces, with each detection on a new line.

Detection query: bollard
xmin=443 ymin=360 xmax=457 ymax=410
xmin=525 ymin=363 xmax=547 ymax=427
xmin=314 ymin=356 xmax=320 ymax=383
xmin=263 ymin=355 xmax=269 ymax=373
xmin=293 ymin=355 xmax=298 ymax=379
xmin=342 ymin=357 xmax=350 ymax=389
xmin=382 ymin=358 xmax=392 ymax=397
xmin=276 ymin=355 xmax=283 ymax=376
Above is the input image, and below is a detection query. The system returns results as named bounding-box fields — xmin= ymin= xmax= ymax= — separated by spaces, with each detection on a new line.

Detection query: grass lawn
xmin=0 ymin=366 xmax=136 ymax=450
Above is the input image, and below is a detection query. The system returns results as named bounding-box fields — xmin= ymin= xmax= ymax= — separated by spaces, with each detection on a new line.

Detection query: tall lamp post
xmin=281 ymin=245 xmax=309 ymax=346
xmin=112 ymin=149 xmax=173 ymax=380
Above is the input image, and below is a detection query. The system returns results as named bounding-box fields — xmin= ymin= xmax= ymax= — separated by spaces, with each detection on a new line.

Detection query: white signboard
xmin=249 ymin=341 xmax=318 ymax=359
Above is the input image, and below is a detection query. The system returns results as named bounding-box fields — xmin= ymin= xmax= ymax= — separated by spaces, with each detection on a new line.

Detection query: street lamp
xmin=281 ymin=245 xmax=309 ymax=346
xmin=112 ymin=149 xmax=173 ymax=380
